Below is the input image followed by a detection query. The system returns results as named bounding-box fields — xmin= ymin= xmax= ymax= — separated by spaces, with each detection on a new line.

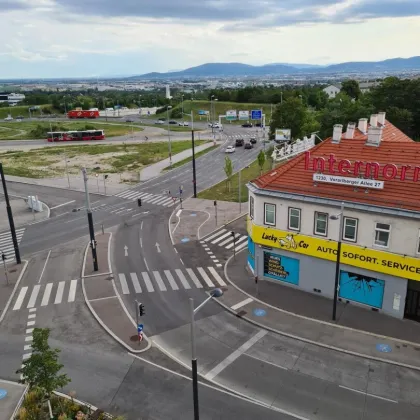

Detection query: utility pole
xmin=0 ymin=163 xmax=21 ymax=264
xmin=238 ymin=168 xmax=242 ymax=213
xmin=191 ymin=111 xmax=197 ymax=198
xmin=64 ymin=155 xmax=70 ymax=188
xmin=81 ymin=168 xmax=98 ymax=272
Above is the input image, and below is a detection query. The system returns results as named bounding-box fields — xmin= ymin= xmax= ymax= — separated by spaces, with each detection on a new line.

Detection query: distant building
xmin=323 ymin=84 xmax=341 ymax=99
xmin=0 ymin=92 xmax=25 ymax=105
xmin=359 ymin=81 xmax=381 ymax=93
xmin=165 ymin=85 xmax=172 ymax=99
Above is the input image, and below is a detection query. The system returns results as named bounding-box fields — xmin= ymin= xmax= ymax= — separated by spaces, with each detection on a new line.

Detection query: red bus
xmin=67 ymin=110 xmax=100 ymax=119
xmin=47 ymin=130 xmax=105 ymax=142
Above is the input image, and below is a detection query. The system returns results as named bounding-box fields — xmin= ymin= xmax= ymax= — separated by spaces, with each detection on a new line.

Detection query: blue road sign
xmin=251 ymin=110 xmax=262 ymax=120
xmin=376 ymin=343 xmax=392 ymax=353
xmin=137 ymin=324 xmax=143 ymax=333
xmin=0 ymin=389 xmax=7 ymax=400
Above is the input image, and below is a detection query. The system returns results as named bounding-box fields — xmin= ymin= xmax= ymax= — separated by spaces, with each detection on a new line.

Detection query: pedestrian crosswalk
xmin=201 ymin=228 xmax=248 ymax=253
xmin=116 ymin=266 xmax=226 ymax=295
xmin=12 ymin=279 xmax=79 ymax=311
xmin=0 ymin=228 xmax=25 ymax=262
xmin=114 ymin=190 xmax=177 ymax=207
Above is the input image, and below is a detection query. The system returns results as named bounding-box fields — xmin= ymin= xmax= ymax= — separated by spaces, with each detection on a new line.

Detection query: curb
xmin=0 ymin=260 xmax=29 ymax=325
xmin=81 ymin=234 xmax=151 ymax=354
xmin=220 ymin=250 xmax=420 ymax=372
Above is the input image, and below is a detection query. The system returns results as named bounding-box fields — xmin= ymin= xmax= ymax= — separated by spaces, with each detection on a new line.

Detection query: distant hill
xmin=130 ymin=56 xmax=420 ymax=79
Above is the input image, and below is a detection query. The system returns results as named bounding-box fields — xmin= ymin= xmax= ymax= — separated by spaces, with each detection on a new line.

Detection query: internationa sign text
xmin=251 ymin=223 xmax=420 ymax=281
xmin=304 ymin=151 xmax=420 ymax=181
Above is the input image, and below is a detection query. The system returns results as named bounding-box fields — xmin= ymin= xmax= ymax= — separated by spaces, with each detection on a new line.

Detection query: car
xmin=4 ymin=116 xmax=13 ymax=121
xmin=125 ymin=119 xmax=134 ymax=123
xmin=169 ymin=120 xmax=178 ymax=125
xmin=242 ymin=123 xmax=253 ymax=128
xmin=178 ymin=121 xmax=189 ymax=126
xmin=244 ymin=142 xmax=254 ymax=149
xmin=235 ymin=138 xmax=244 ymax=147
xmin=255 ymin=123 xmax=263 ymax=127
xmin=16 ymin=115 xmax=24 ymax=120
xmin=225 ymin=145 xmax=235 ymax=153
xmin=209 ymin=122 xmax=222 ymax=129
xmin=155 ymin=120 xmax=165 ymax=124
xmin=250 ymin=137 xmax=257 ymax=144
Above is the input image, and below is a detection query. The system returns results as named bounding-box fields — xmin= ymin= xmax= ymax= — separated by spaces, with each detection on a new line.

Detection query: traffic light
xmin=137 ymin=198 xmax=142 ymax=207
xmin=139 ymin=303 xmax=145 ymax=316
xmin=1 ymin=252 xmax=6 ymax=261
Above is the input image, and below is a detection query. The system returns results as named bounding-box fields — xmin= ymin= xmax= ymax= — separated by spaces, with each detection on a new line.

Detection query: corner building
xmin=247 ymin=112 xmax=420 ymax=320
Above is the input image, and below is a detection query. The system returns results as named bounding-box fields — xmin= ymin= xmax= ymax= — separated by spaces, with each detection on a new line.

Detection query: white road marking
xmin=204 ymin=330 xmax=267 ymax=381
xmin=24 ymin=345 xmax=32 ymax=351
xmin=186 ymin=268 xmax=203 ymax=289
xmin=208 ymin=266 xmax=227 ymax=286
xmin=118 ymin=274 xmax=130 ymax=294
xmin=231 ymin=298 xmax=254 ymax=311
xmin=176 ymin=209 xmax=182 ymax=217
xmin=54 ymin=281 xmax=65 ymax=304
xmin=114 ymin=209 xmax=128 ymax=215
xmin=22 ymin=353 xmax=31 ymax=360
xmin=224 ymin=234 xmax=242 ymax=248
xmin=28 ymin=314 xmax=36 ymax=319
xmin=25 ymin=336 xmax=33 ymax=342
xmin=148 ymin=196 xmax=164 ymax=204
xmin=143 ymin=257 xmax=149 ymax=271
xmin=235 ymin=241 xmax=248 ymax=252
xmin=216 ymin=264 xmax=222 ymax=267
xmin=141 ymin=221 xmax=143 ymax=230
xmin=175 ymin=269 xmax=191 ymax=289
xmin=27 ymin=285 xmax=41 ymax=308
xmin=152 ymin=271 xmax=167 ymax=291
xmin=197 ymin=267 xmax=215 ymax=287
xmin=29 ymin=308 xmax=36 ymax=313
xmin=13 ymin=287 xmax=28 ymax=310
xmin=130 ymin=273 xmax=142 ymax=293
xmin=68 ymin=279 xmax=78 ymax=302
xmin=26 ymin=328 xmax=34 ymax=334
xmin=110 ymin=207 xmax=126 ymax=214
xmin=204 ymin=229 xmax=227 ymax=242
xmin=50 ymin=200 xmax=76 ymax=210
xmin=38 ymin=250 xmax=51 ymax=283
xmin=141 ymin=272 xmax=154 ymax=292
xmin=27 ymin=320 xmax=35 ymax=326
xmin=154 ymin=197 xmax=170 ymax=205
xmin=211 ymin=231 xmax=231 ymax=244
xmin=41 ymin=283 xmax=53 ymax=306
xmin=164 ymin=270 xmax=179 ymax=290
xmin=338 ymin=386 xmax=398 ymax=403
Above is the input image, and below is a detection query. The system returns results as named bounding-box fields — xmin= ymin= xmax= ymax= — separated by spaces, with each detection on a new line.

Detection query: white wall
xmin=250 ymin=191 xmax=420 ymax=258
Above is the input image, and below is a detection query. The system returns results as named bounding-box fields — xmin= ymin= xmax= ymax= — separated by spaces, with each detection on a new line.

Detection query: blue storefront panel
xmin=339 ymin=270 xmax=385 ymax=308
xmin=247 ymin=236 xmax=255 ymax=271
xmin=263 ymin=252 xmax=299 ymax=285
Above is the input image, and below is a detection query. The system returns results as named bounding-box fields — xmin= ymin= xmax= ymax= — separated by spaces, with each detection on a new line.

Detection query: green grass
xmin=0 ymin=121 xmax=143 ymax=140
xmin=0 ymin=140 xmax=207 ymax=178
xmin=138 ymin=122 xmax=202 ymax=132
xmin=0 ymin=104 xmax=53 ymax=119
xmin=169 ymin=100 xmax=273 ymax=122
xmin=197 ymin=159 xmax=273 ymax=202
xmin=163 ymin=145 xmax=219 ymax=171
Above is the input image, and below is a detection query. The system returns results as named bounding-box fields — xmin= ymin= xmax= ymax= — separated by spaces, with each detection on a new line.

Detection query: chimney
xmin=332 ymin=124 xmax=343 ymax=143
xmin=377 ymin=111 xmax=386 ymax=126
xmin=358 ymin=118 xmax=368 ymax=134
xmin=370 ymin=114 xmax=378 ymax=127
xmin=345 ymin=122 xmax=356 ymax=139
xmin=366 ymin=125 xmax=383 ymax=146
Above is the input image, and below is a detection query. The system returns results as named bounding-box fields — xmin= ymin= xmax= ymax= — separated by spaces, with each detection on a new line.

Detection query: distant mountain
xmin=130 ymin=56 xmax=420 ymax=79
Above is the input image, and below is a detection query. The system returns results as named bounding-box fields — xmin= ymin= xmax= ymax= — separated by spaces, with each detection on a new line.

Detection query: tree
xmin=16 ymin=328 xmax=70 ymax=394
xmin=387 ymin=106 xmax=414 ymax=136
xmin=257 ymin=150 xmax=266 ymax=175
xmin=224 ymin=156 xmax=233 ymax=192
xmin=341 ymin=80 xmax=362 ymax=100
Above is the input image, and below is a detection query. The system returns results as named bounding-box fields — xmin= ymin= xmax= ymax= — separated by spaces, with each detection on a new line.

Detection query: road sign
xmin=225 ymin=110 xmax=237 ymax=121
xmin=251 ymin=110 xmax=262 ymax=120
xmin=137 ymin=324 xmax=143 ymax=333
xmin=238 ymin=110 xmax=249 ymax=120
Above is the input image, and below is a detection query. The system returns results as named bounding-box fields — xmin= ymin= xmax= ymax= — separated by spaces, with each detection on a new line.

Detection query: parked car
xmin=250 ymin=137 xmax=257 ymax=144
xmin=209 ymin=122 xmax=222 ymax=129
xmin=169 ymin=120 xmax=178 ymax=125
xmin=244 ymin=142 xmax=254 ymax=149
xmin=255 ymin=123 xmax=263 ymax=127
xmin=225 ymin=145 xmax=235 ymax=153
xmin=242 ymin=123 xmax=253 ymax=128
xmin=178 ymin=121 xmax=189 ymax=126
xmin=125 ymin=119 xmax=134 ymax=123
xmin=4 ymin=116 xmax=13 ymax=121
xmin=155 ymin=120 xmax=165 ymax=124
xmin=235 ymin=138 xmax=244 ymax=147
xmin=16 ymin=115 xmax=24 ymax=120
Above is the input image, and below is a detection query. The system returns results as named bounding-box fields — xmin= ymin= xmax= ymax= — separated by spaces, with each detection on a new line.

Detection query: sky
xmin=0 ymin=0 xmax=419 ymax=79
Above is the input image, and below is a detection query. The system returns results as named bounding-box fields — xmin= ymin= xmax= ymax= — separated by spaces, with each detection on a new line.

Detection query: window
xmin=264 ymin=203 xmax=276 ymax=226
xmin=250 ymin=196 xmax=254 ymax=219
xmin=288 ymin=208 xmax=301 ymax=231
xmin=343 ymin=217 xmax=358 ymax=242
xmin=314 ymin=212 xmax=328 ymax=236
xmin=374 ymin=223 xmax=391 ymax=247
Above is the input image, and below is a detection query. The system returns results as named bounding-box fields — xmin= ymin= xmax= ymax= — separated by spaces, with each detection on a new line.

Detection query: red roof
xmin=253 ymin=120 xmax=420 ymax=211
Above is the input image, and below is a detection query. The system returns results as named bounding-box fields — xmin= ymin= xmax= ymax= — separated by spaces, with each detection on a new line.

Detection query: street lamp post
xmin=331 ymin=202 xmax=344 ymax=321
xmin=183 ymin=110 xmax=197 ymax=198
xmin=181 ymin=94 xmax=184 ymax=125
xmin=190 ymin=288 xmax=223 ymax=420
xmin=167 ymin=106 xmax=172 ymax=169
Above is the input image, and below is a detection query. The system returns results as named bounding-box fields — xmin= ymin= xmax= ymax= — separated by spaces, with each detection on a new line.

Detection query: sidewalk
xmin=81 ymin=232 xmax=149 ymax=353
xmin=0 ymin=197 xmax=49 ymax=231
xmin=140 ymin=141 xmax=219 ymax=181
xmin=220 ymin=250 xmax=420 ymax=370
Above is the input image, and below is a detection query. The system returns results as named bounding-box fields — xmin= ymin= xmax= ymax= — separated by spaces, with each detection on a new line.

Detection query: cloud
xmin=0 ymin=0 xmax=31 ymax=12
xmin=341 ymin=0 xmax=420 ymax=19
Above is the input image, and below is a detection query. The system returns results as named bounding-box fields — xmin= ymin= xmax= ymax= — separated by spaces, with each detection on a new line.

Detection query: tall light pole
xmin=0 ymin=163 xmax=21 ymax=264
xmin=183 ymin=109 xmax=197 ymax=198
xmin=81 ymin=168 xmax=98 ymax=272
xmin=330 ymin=202 xmax=344 ymax=321
xmin=167 ymin=106 xmax=172 ymax=169
xmin=190 ymin=288 xmax=223 ymax=420
xmin=210 ymin=95 xmax=215 ymax=135
xmin=181 ymin=94 xmax=184 ymax=125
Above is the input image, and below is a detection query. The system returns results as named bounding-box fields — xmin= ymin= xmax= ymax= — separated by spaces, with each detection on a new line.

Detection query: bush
xmin=155 ymin=106 xmax=168 ymax=114
xmin=170 ymin=108 xmax=182 ymax=119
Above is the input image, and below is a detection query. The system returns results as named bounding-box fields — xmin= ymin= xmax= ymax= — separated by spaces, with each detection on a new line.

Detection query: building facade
xmin=247 ymin=112 xmax=420 ymax=320
xmin=322 ymin=84 xmax=341 ymax=99
xmin=0 ymin=92 xmax=25 ymax=105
